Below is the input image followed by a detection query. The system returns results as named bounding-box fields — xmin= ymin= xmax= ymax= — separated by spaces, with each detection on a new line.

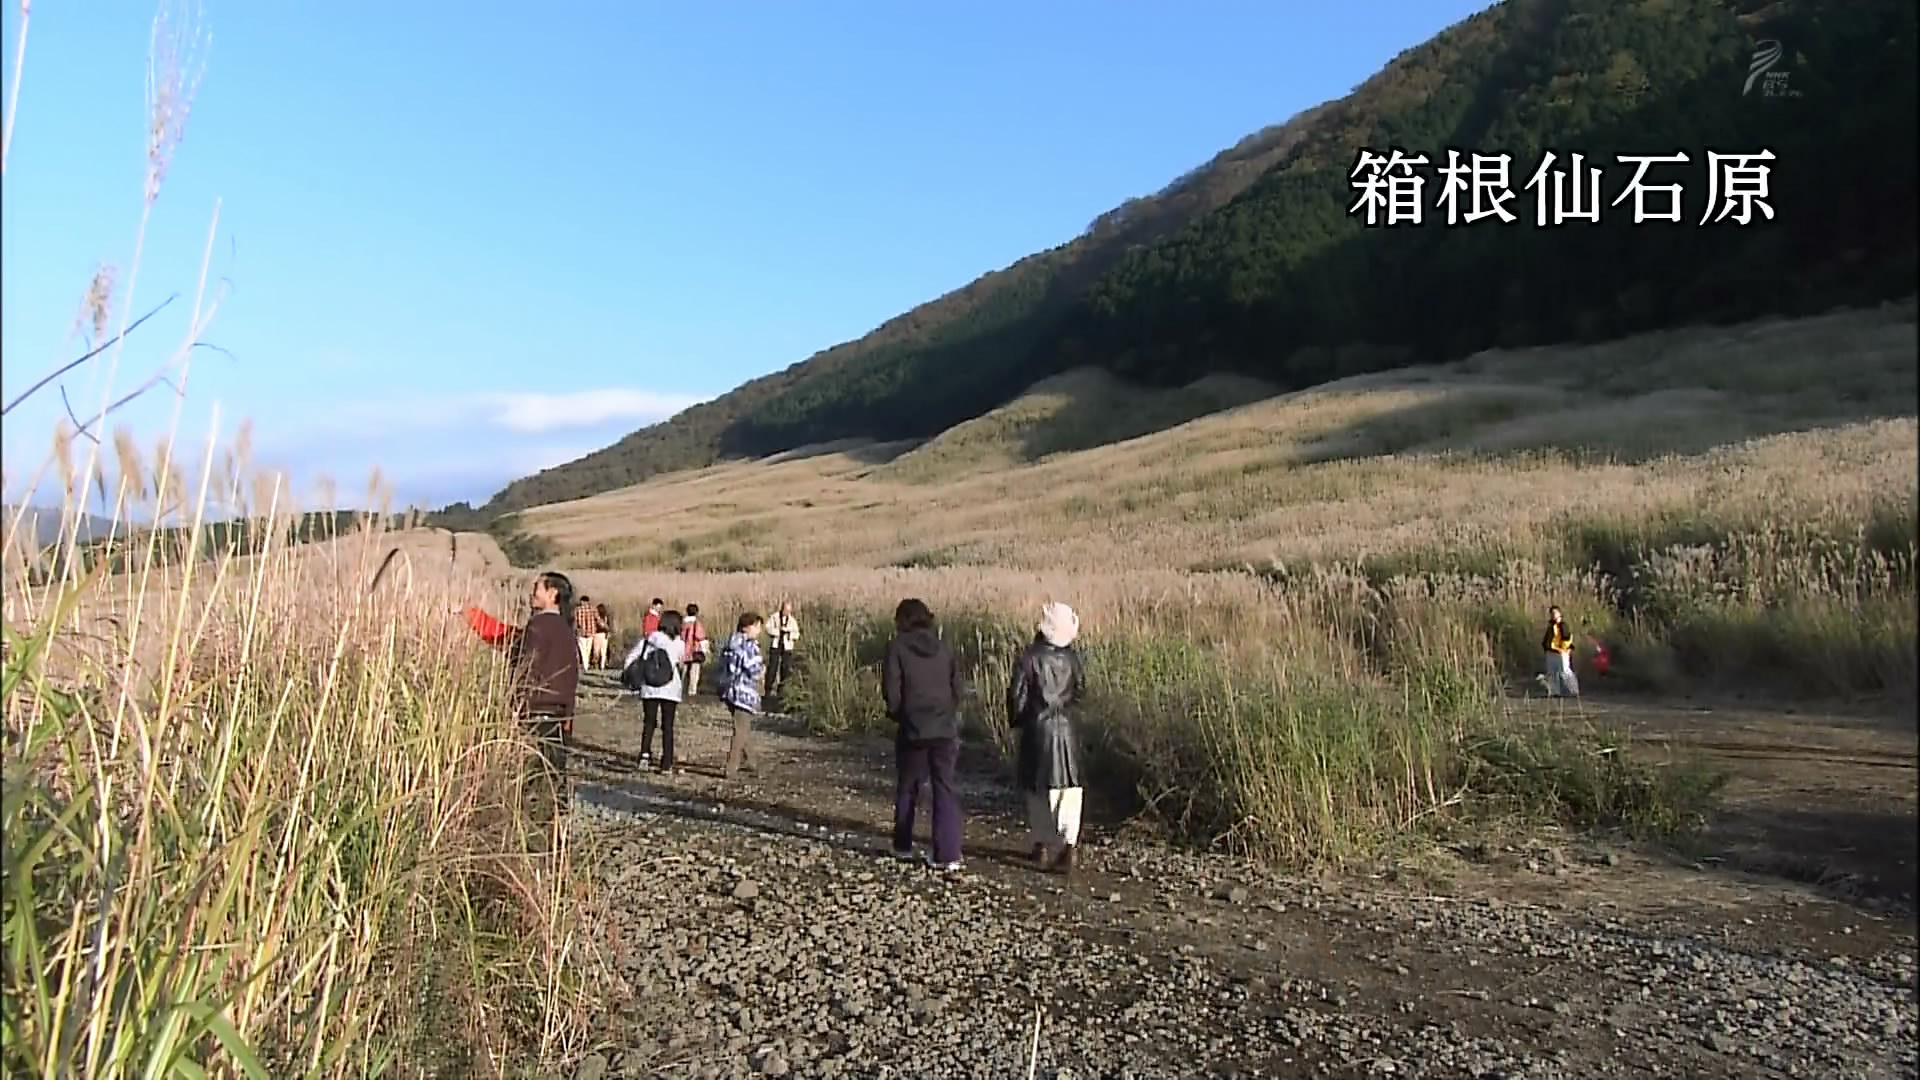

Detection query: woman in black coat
xmin=1007 ymin=602 xmax=1086 ymax=873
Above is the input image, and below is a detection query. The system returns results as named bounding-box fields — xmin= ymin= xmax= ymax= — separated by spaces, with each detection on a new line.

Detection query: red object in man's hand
xmin=1588 ymin=635 xmax=1612 ymax=676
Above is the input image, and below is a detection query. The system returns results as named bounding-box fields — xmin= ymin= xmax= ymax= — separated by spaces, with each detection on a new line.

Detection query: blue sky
xmin=2 ymin=1 xmax=1490 ymax=512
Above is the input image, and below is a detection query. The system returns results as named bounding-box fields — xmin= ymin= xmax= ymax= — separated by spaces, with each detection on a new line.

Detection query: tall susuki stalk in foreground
xmin=1 ymin=6 xmax=604 ymax=1075
xmin=4 ymin=456 xmax=603 ymax=1077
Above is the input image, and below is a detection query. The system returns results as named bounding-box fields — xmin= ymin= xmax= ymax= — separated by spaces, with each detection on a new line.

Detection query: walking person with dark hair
xmin=1541 ymin=605 xmax=1580 ymax=699
xmin=593 ymin=602 xmax=614 ymax=669
xmin=459 ymin=570 xmax=582 ymax=818
xmin=572 ymin=593 xmax=604 ymax=671
xmin=680 ymin=602 xmax=711 ymax=697
xmin=718 ymin=612 xmax=767 ymax=779
xmin=883 ymin=598 xmax=967 ymax=872
xmin=625 ymin=608 xmax=687 ymax=772
xmin=642 ymin=598 xmax=664 ymax=638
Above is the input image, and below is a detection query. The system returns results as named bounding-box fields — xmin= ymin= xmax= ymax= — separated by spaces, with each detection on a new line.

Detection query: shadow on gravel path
xmin=573 ymin=779 xmax=1045 ymax=874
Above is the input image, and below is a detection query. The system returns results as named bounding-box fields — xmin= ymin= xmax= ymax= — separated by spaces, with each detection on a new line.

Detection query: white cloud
xmin=290 ymin=387 xmax=707 ymax=440
xmin=476 ymin=389 xmax=705 ymax=434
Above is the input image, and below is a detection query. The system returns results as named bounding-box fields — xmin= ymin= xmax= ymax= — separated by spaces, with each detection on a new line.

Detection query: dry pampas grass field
xmin=491 ymin=305 xmax=1917 ymax=876
xmin=2 ymin=1 xmax=1913 ymax=1073
xmin=522 ymin=302 xmax=1917 ymax=578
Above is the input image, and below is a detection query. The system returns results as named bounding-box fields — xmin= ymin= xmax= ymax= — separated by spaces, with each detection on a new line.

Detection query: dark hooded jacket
xmin=881 ymin=628 xmax=965 ymax=743
xmin=512 ymin=609 xmax=580 ymax=717
xmin=1007 ymin=636 xmax=1085 ymax=791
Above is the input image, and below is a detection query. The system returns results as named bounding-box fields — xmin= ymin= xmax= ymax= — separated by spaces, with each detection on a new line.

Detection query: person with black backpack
xmin=622 ymin=608 xmax=687 ymax=772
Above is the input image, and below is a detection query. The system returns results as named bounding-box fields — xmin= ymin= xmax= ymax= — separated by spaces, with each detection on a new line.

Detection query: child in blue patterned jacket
xmin=718 ymin=612 xmax=767 ymax=779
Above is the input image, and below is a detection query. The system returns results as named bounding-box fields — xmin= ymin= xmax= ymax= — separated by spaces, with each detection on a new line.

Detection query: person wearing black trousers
xmin=882 ymin=598 xmax=967 ymax=871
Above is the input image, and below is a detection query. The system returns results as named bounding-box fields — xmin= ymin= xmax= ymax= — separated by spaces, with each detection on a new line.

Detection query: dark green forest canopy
xmin=455 ymin=0 xmax=1916 ymax=522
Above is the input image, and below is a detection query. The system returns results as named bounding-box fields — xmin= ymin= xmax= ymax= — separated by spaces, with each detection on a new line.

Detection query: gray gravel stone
xmin=567 ymin=778 xmax=1918 ymax=1080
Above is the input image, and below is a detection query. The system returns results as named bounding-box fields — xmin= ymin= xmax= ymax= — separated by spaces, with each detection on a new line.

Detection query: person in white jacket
xmin=766 ymin=600 xmax=801 ymax=701
xmin=625 ymin=609 xmax=688 ymax=772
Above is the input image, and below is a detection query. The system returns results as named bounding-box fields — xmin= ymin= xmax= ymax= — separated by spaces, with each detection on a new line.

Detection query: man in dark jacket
xmin=1008 ymin=602 xmax=1087 ymax=874
xmin=882 ymin=598 xmax=967 ymax=871
xmin=461 ymin=571 xmax=581 ymax=819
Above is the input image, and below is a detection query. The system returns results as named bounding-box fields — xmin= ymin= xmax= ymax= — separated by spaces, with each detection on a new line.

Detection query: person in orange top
xmin=1586 ymin=633 xmax=1611 ymax=677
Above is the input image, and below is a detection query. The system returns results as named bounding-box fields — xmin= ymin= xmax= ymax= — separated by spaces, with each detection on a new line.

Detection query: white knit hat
xmin=1037 ymin=602 xmax=1079 ymax=647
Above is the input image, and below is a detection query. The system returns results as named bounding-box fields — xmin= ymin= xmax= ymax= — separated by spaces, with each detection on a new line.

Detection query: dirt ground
xmin=563 ymin=675 xmax=1917 ymax=1078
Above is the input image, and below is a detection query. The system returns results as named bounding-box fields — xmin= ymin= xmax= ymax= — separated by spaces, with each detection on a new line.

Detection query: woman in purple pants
xmin=882 ymin=598 xmax=968 ymax=871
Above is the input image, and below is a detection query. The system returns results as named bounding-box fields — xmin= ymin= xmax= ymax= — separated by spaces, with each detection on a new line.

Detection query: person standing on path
xmin=1542 ymin=605 xmax=1580 ymax=698
xmin=573 ymin=594 xmax=605 ymax=671
xmin=680 ymin=602 xmax=711 ymax=697
xmin=642 ymin=598 xmax=664 ymax=638
xmin=882 ymin=598 xmax=967 ymax=872
xmin=1008 ymin=602 xmax=1088 ymax=875
xmin=460 ymin=571 xmax=581 ymax=818
xmin=627 ymin=609 xmax=687 ymax=771
xmin=765 ymin=600 xmax=801 ymax=703
xmin=593 ymin=602 xmax=614 ymax=669
xmin=718 ymin=612 xmax=767 ymax=779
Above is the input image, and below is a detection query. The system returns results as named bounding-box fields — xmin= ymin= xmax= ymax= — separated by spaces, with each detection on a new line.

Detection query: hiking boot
xmin=1056 ymin=844 xmax=1077 ymax=875
xmin=924 ymin=853 xmax=962 ymax=873
xmin=637 ymin=752 xmax=652 ymax=770
xmin=890 ymin=846 xmax=916 ymax=861
xmin=1029 ymin=843 xmax=1051 ymax=869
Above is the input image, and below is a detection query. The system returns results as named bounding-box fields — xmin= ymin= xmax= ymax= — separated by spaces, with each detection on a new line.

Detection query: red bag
xmin=1588 ymin=636 xmax=1611 ymax=676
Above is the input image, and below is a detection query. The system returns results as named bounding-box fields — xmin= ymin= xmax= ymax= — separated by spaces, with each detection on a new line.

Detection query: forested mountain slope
xmin=463 ymin=0 xmax=1915 ymax=520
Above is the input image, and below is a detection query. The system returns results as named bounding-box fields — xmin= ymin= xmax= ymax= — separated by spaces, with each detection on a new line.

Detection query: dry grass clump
xmin=586 ymin=583 xmax=1726 ymax=863
xmin=2 ymin=9 xmax=606 ymax=1072
xmin=3 ymin=444 xmax=607 ymax=1078
xmin=546 ymin=485 xmax=1909 ymax=862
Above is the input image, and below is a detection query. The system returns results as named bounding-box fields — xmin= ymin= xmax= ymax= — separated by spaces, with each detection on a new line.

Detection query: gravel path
xmin=559 ymin=689 xmax=1919 ymax=1080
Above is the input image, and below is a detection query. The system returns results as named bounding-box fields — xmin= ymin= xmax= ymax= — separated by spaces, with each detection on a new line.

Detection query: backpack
xmin=623 ymin=640 xmax=677 ymax=690
xmin=716 ymin=636 xmax=756 ymax=692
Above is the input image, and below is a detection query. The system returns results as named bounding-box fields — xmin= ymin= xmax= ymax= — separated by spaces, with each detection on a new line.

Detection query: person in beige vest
xmin=765 ymin=600 xmax=801 ymax=702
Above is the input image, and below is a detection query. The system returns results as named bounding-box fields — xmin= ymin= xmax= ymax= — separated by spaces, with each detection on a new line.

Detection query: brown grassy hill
xmin=875 ymin=369 xmax=1275 ymax=484
xmin=516 ymin=302 xmax=1917 ymax=577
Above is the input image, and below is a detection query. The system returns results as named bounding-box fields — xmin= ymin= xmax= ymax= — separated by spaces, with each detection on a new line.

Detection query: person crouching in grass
xmin=718 ymin=612 xmax=767 ymax=779
xmin=1009 ymin=602 xmax=1087 ymax=874
xmin=460 ymin=571 xmax=582 ymax=819
xmin=883 ymin=598 xmax=967 ymax=872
